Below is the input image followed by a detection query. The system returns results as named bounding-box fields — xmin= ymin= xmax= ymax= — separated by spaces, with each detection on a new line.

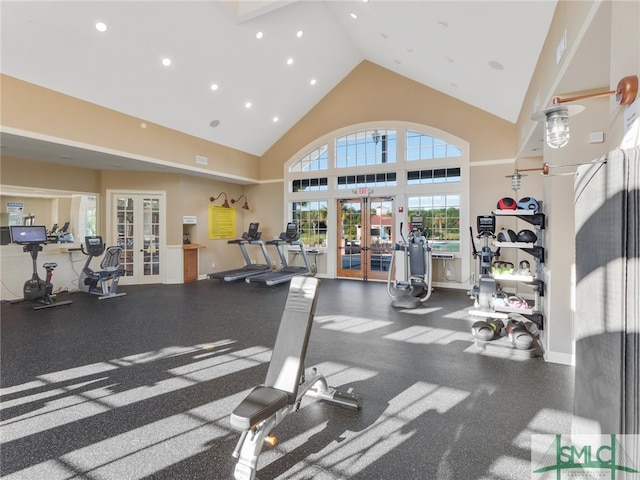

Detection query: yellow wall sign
xmin=208 ymin=205 xmax=236 ymax=239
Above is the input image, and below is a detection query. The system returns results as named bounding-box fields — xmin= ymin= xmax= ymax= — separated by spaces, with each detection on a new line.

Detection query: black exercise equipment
xmin=47 ymin=221 xmax=75 ymax=243
xmin=497 ymin=228 xmax=517 ymax=242
xmin=230 ymin=276 xmax=361 ymax=480
xmin=516 ymin=229 xmax=537 ymax=243
xmin=207 ymin=223 xmax=273 ymax=282
xmin=9 ymin=225 xmax=72 ymax=310
xmin=387 ymin=216 xmax=433 ymax=308
xmin=469 ymin=215 xmax=501 ymax=311
xmin=78 ymin=236 xmax=126 ymax=299
xmin=245 ymin=222 xmax=311 ymax=286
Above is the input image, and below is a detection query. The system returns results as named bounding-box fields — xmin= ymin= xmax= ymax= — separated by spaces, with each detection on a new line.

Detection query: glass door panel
xmin=368 ymin=197 xmax=394 ymax=281
xmin=116 ymin=196 xmax=135 ymax=278
xmin=112 ymin=193 xmax=163 ymax=285
xmin=337 ymin=199 xmax=364 ymax=279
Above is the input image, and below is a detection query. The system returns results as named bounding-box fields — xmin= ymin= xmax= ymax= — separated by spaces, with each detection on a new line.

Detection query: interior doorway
xmin=336 ymin=197 xmax=394 ymax=281
xmin=108 ymin=191 xmax=165 ymax=285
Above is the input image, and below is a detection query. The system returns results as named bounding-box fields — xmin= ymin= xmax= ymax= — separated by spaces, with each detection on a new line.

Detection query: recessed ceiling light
xmin=437 ymin=20 xmax=448 ymax=29
xmin=350 ymin=12 xmax=358 ymax=19
xmin=256 ymin=31 xmax=263 ymax=39
xmin=273 ymin=116 xmax=279 ymax=122
xmin=162 ymin=57 xmax=171 ymax=67
xmin=245 ymin=102 xmax=252 ymax=109
xmin=286 ymin=57 xmax=294 ymax=65
xmin=296 ymin=30 xmax=303 ymax=38
xmin=489 ymin=60 xmax=504 ymax=70
xmin=310 ymin=79 xmax=317 ymax=86
xmin=210 ymin=83 xmax=219 ymax=91
xmin=209 ymin=120 xmax=220 ymax=128
xmin=95 ymin=22 xmax=107 ymax=32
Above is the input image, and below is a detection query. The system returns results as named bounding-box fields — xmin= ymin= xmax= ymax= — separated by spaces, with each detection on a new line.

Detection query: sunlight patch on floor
xmin=315 ymin=315 xmax=393 ymax=333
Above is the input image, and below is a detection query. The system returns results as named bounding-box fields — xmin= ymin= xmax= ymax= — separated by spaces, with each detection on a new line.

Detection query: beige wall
xmin=1 ymin=74 xmax=261 ymax=181
xmin=98 ymin=170 xmax=251 ymax=273
xmin=1 ymin=155 xmax=101 ymax=193
xmin=261 ymin=60 xmax=517 ymax=181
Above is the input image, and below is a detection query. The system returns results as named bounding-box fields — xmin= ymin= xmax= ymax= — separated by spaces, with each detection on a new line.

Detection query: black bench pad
xmin=230 ymin=386 xmax=289 ymax=431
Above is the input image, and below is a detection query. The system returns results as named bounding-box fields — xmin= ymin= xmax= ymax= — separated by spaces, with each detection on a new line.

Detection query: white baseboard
xmin=544 ymin=350 xmax=575 ymax=366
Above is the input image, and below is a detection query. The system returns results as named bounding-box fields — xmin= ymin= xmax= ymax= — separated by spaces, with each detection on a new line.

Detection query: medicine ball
xmin=516 ymin=229 xmax=537 ymax=243
xmin=497 ymin=228 xmax=517 ymax=242
xmin=517 ymin=197 xmax=540 ymax=213
xmin=497 ymin=197 xmax=517 ymax=210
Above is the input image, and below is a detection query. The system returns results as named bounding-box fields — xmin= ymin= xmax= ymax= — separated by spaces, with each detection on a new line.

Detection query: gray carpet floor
xmin=1 ymin=278 xmax=573 ymax=479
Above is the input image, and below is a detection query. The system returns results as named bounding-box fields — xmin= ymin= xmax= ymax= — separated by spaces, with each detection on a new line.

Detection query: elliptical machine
xmin=9 ymin=225 xmax=72 ymax=310
xmin=469 ymin=215 xmax=501 ymax=311
xmin=78 ymin=236 xmax=126 ymax=299
xmin=387 ymin=216 xmax=433 ymax=308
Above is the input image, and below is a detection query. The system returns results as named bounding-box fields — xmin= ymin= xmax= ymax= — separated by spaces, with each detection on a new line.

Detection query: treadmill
xmin=207 ymin=223 xmax=273 ymax=282
xmin=246 ymin=222 xmax=311 ymax=286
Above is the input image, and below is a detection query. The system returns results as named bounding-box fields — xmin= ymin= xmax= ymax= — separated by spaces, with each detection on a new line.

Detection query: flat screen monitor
xmin=10 ymin=225 xmax=48 ymax=245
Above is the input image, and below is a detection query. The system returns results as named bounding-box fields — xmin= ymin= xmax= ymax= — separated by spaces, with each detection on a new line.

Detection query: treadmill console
xmin=285 ymin=222 xmax=300 ymax=242
xmin=246 ymin=222 xmax=261 ymax=241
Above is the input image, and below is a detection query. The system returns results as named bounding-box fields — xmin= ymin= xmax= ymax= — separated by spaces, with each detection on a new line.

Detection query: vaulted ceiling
xmin=2 ymin=0 xmax=561 ymax=170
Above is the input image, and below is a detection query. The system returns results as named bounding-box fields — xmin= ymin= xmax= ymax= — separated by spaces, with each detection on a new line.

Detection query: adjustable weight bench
xmin=230 ymin=276 xmax=362 ymax=480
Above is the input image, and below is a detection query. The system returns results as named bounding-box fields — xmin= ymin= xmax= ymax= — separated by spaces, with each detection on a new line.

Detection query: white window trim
xmin=284 ymin=121 xmax=470 ymax=284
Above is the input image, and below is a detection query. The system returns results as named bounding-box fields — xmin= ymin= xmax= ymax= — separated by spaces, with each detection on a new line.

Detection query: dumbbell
xmin=506 ymin=319 xmax=534 ymax=350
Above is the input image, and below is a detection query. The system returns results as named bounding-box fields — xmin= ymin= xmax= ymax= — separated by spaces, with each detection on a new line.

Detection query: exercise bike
xmin=387 ymin=215 xmax=433 ymax=308
xmin=78 ymin=236 xmax=126 ymax=299
xmin=9 ymin=225 xmax=72 ymax=310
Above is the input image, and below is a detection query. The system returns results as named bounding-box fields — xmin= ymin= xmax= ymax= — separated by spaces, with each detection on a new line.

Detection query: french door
xmin=110 ymin=192 xmax=165 ymax=285
xmin=337 ymin=197 xmax=394 ymax=281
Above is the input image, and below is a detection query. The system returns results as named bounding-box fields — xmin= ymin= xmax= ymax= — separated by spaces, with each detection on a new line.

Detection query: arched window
xmin=284 ymin=122 xmax=469 ymax=277
xmin=406 ymin=130 xmax=462 ymax=160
